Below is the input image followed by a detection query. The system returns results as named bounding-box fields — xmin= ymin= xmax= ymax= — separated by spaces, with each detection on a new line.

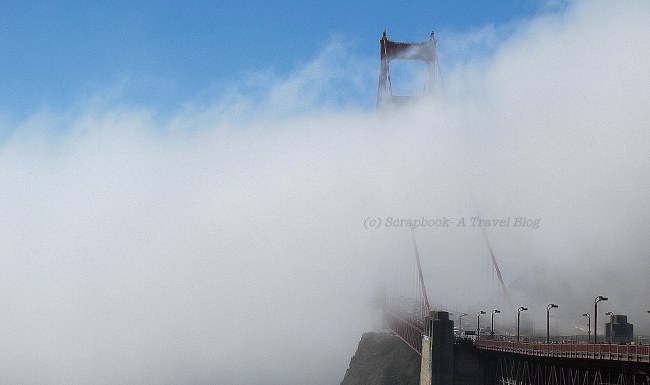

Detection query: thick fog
xmin=1 ymin=1 xmax=649 ymax=384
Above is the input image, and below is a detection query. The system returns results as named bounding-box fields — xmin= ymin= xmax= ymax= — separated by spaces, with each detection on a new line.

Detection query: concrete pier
xmin=420 ymin=311 xmax=454 ymax=385
xmin=419 ymin=335 xmax=432 ymax=385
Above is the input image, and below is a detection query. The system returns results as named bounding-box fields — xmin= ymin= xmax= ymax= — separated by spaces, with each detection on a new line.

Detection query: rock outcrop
xmin=340 ymin=332 xmax=420 ymax=385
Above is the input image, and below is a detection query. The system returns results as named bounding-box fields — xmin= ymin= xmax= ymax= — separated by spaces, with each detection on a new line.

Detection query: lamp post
xmin=582 ymin=313 xmax=591 ymax=343
xmin=517 ymin=307 xmax=528 ymax=342
xmin=477 ymin=311 xmax=486 ymax=340
xmin=458 ymin=313 xmax=468 ymax=336
xmin=547 ymin=304 xmax=558 ymax=343
xmin=605 ymin=311 xmax=614 ymax=343
xmin=491 ymin=309 xmax=500 ymax=338
xmin=594 ymin=296 xmax=608 ymax=344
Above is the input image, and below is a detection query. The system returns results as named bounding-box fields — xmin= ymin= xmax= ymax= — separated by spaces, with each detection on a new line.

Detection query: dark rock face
xmin=340 ymin=332 xmax=420 ymax=385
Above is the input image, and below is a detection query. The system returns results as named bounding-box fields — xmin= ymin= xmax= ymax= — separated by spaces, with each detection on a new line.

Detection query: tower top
xmin=377 ymin=31 xmax=440 ymax=109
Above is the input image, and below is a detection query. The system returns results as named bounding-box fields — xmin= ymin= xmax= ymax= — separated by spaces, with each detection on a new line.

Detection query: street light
xmin=491 ymin=309 xmax=500 ymax=338
xmin=517 ymin=307 xmax=528 ymax=342
xmin=605 ymin=312 xmax=614 ymax=343
xmin=477 ymin=311 xmax=486 ymax=340
xmin=547 ymin=304 xmax=558 ymax=343
xmin=594 ymin=296 xmax=608 ymax=344
xmin=458 ymin=313 xmax=468 ymax=335
xmin=582 ymin=313 xmax=591 ymax=343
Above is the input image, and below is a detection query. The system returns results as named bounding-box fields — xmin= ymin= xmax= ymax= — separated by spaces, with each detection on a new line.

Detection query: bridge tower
xmin=377 ymin=31 xmax=440 ymax=109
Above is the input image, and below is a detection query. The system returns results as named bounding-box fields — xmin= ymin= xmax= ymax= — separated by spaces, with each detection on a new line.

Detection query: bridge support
xmin=420 ymin=335 xmax=432 ymax=385
xmin=421 ymin=311 xmax=454 ymax=385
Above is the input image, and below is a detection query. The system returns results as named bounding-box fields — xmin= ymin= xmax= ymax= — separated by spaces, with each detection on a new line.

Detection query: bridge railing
xmin=477 ymin=334 xmax=650 ymax=345
xmin=475 ymin=338 xmax=650 ymax=363
xmin=383 ymin=308 xmax=425 ymax=355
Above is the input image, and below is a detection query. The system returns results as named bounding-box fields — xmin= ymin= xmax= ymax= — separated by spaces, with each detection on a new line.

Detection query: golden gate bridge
xmin=375 ymin=32 xmax=650 ymax=385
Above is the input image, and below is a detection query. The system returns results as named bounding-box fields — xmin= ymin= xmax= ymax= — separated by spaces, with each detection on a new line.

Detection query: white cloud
xmin=1 ymin=1 xmax=649 ymax=383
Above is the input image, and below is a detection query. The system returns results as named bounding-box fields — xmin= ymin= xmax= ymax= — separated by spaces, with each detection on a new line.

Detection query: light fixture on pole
xmin=517 ymin=307 xmax=528 ymax=342
xmin=582 ymin=313 xmax=591 ymax=343
xmin=491 ymin=309 xmax=500 ymax=338
xmin=546 ymin=304 xmax=558 ymax=343
xmin=477 ymin=311 xmax=486 ymax=340
xmin=458 ymin=313 xmax=468 ymax=336
xmin=594 ymin=296 xmax=608 ymax=344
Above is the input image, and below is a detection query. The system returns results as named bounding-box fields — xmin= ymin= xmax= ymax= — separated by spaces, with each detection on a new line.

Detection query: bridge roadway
xmin=476 ymin=339 xmax=650 ymax=364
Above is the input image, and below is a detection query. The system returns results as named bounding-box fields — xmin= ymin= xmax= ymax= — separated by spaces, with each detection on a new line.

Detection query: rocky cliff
xmin=340 ymin=332 xmax=420 ymax=385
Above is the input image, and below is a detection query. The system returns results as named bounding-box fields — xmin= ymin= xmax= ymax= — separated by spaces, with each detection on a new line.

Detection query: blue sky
xmin=0 ymin=0 xmax=555 ymax=118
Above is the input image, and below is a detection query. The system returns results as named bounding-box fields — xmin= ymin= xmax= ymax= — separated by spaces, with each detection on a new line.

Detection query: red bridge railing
xmin=476 ymin=339 xmax=650 ymax=363
xmin=383 ymin=308 xmax=425 ymax=356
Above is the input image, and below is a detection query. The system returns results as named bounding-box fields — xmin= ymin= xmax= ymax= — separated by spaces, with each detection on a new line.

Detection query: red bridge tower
xmin=377 ymin=31 xmax=440 ymax=109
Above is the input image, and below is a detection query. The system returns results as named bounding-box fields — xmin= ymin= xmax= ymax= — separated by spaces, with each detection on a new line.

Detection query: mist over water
xmin=1 ymin=1 xmax=649 ymax=384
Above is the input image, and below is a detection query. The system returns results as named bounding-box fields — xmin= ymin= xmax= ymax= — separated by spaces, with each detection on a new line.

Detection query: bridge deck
xmin=476 ymin=339 xmax=650 ymax=363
